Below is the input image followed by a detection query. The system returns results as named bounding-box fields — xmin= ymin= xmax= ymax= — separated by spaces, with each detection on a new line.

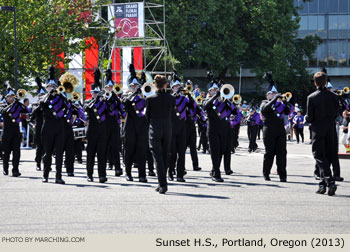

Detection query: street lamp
xmin=238 ymin=62 xmax=243 ymax=95
xmin=0 ymin=6 xmax=18 ymax=91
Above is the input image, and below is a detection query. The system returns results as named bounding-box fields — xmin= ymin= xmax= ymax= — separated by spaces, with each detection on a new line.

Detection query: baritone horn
xmin=196 ymin=96 xmax=204 ymax=105
xmin=114 ymin=83 xmax=123 ymax=95
xmin=220 ymin=84 xmax=235 ymax=101
xmin=57 ymin=85 xmax=65 ymax=94
xmin=141 ymin=83 xmax=155 ymax=98
xmin=282 ymin=92 xmax=292 ymax=102
xmin=343 ymin=87 xmax=349 ymax=95
xmin=16 ymin=89 xmax=27 ymax=99
xmin=232 ymin=94 xmax=242 ymax=105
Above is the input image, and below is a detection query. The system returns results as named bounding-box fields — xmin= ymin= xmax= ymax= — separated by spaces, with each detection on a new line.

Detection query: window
xmin=318 ymin=15 xmax=325 ymax=30
xmin=319 ymin=0 xmax=327 ymax=13
xmin=338 ymin=15 xmax=348 ymax=29
xmin=299 ymin=16 xmax=308 ymax=30
xmin=317 ymin=43 xmax=327 ymax=67
xmin=329 ymin=15 xmax=339 ymax=29
xmin=309 ymin=15 xmax=318 ymax=30
xmin=339 ymin=0 xmax=349 ymax=13
xmin=329 ymin=0 xmax=339 ymax=13
xmin=328 ymin=41 xmax=339 ymax=66
xmin=338 ymin=40 xmax=347 ymax=65
xmin=309 ymin=0 xmax=318 ymax=13
xmin=299 ymin=1 xmax=308 ymax=13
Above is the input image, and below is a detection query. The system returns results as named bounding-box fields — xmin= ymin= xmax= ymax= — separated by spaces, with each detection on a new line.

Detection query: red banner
xmin=112 ymin=48 xmax=121 ymax=84
xmin=133 ymin=47 xmax=143 ymax=70
xmin=85 ymin=37 xmax=98 ymax=100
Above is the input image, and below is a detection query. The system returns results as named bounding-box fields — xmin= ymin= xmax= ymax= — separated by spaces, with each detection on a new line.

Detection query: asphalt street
xmin=0 ymin=126 xmax=349 ymax=234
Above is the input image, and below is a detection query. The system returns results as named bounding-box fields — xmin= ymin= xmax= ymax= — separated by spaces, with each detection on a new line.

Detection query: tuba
xmin=16 ymin=89 xmax=27 ymax=99
xmin=220 ymin=84 xmax=235 ymax=101
xmin=195 ymin=96 xmax=204 ymax=105
xmin=232 ymin=94 xmax=242 ymax=105
xmin=343 ymin=87 xmax=349 ymax=95
xmin=60 ymin=72 xmax=79 ymax=94
xmin=282 ymin=92 xmax=292 ymax=102
xmin=141 ymin=83 xmax=155 ymax=98
xmin=114 ymin=83 xmax=123 ymax=95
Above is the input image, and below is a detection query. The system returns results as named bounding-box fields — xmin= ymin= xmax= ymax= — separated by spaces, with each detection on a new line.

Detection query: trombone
xmin=232 ymin=94 xmax=242 ymax=105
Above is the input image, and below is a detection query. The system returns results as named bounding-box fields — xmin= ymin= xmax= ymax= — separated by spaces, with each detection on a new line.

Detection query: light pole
xmin=1 ymin=6 xmax=18 ymax=91
xmin=238 ymin=63 xmax=243 ymax=95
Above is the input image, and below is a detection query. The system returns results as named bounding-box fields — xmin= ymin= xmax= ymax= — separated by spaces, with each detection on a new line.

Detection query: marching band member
xmin=104 ymin=69 xmax=125 ymax=177
xmin=203 ymin=73 xmax=235 ymax=182
xmin=247 ymin=106 xmax=261 ymax=153
xmin=260 ymin=73 xmax=291 ymax=182
xmin=230 ymin=104 xmax=242 ymax=153
xmin=168 ymin=71 xmax=190 ymax=182
xmin=30 ymin=77 xmax=46 ymax=171
xmin=40 ymin=66 xmax=68 ymax=184
xmin=146 ymin=75 xmax=175 ymax=194
xmin=73 ymin=100 xmax=85 ymax=164
xmin=122 ymin=64 xmax=149 ymax=182
xmin=292 ymin=110 xmax=305 ymax=144
xmin=84 ymin=69 xmax=108 ymax=183
xmin=0 ymin=84 xmax=29 ymax=177
xmin=185 ymin=80 xmax=203 ymax=172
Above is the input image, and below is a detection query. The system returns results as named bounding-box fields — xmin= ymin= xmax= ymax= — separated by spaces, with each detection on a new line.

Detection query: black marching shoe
xmin=264 ymin=175 xmax=271 ymax=181
xmin=3 ymin=170 xmax=9 ymax=176
xmin=99 ymin=177 xmax=108 ymax=183
xmin=248 ymin=148 xmax=252 ymax=153
xmin=327 ymin=184 xmax=337 ymax=196
xmin=183 ymin=170 xmax=187 ymax=176
xmin=280 ymin=178 xmax=287 ymax=182
xmin=12 ymin=172 xmax=21 ymax=177
xmin=42 ymin=177 xmax=48 ymax=183
xmin=193 ymin=166 xmax=202 ymax=171
xmin=55 ymin=178 xmax=65 ymax=184
xmin=139 ymin=177 xmax=148 ymax=183
xmin=334 ymin=176 xmax=344 ymax=182
xmin=77 ymin=159 xmax=83 ymax=164
xmin=212 ymin=176 xmax=224 ymax=182
xmin=148 ymin=170 xmax=156 ymax=176
xmin=176 ymin=177 xmax=186 ymax=182
xmin=316 ymin=185 xmax=326 ymax=194
xmin=87 ymin=176 xmax=94 ymax=182
xmin=126 ymin=175 xmax=133 ymax=181
xmin=158 ymin=187 xmax=168 ymax=194
xmin=115 ymin=169 xmax=123 ymax=177
xmin=67 ymin=173 xmax=74 ymax=177
xmin=225 ymin=170 xmax=233 ymax=175
xmin=168 ymin=172 xmax=174 ymax=181
xmin=107 ymin=165 xmax=113 ymax=170
xmin=36 ymin=165 xmax=41 ymax=171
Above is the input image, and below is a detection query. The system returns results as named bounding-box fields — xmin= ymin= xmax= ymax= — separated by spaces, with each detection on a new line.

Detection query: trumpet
xmin=232 ymin=94 xmax=242 ymax=105
xmin=16 ymin=89 xmax=27 ymax=99
xmin=57 ymin=85 xmax=65 ymax=94
xmin=282 ymin=92 xmax=292 ymax=102
xmin=104 ymin=91 xmax=112 ymax=100
xmin=184 ymin=83 xmax=193 ymax=93
xmin=71 ymin=92 xmax=80 ymax=102
xmin=220 ymin=84 xmax=235 ymax=101
xmin=196 ymin=96 xmax=204 ymax=105
xmin=336 ymin=90 xmax=343 ymax=96
xmin=141 ymin=83 xmax=155 ymax=98
xmin=114 ymin=83 xmax=123 ymax=95
xmin=343 ymin=87 xmax=349 ymax=95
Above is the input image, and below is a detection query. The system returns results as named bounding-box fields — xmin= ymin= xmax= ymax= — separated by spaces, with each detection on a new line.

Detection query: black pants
xmin=198 ymin=124 xmax=208 ymax=152
xmin=124 ymin=122 xmax=148 ymax=178
xmin=208 ymin=122 xmax=229 ymax=178
xmin=231 ymin=124 xmax=240 ymax=150
xmin=86 ymin=124 xmax=107 ymax=178
xmin=223 ymin=122 xmax=232 ymax=172
xmin=295 ymin=127 xmax=304 ymax=143
xmin=186 ymin=120 xmax=199 ymax=169
xmin=63 ymin=124 xmax=75 ymax=174
xmin=312 ymin=124 xmax=338 ymax=185
xmin=2 ymin=130 xmax=21 ymax=174
xmin=149 ymin=119 xmax=172 ymax=188
xmin=147 ymin=147 xmax=154 ymax=171
xmin=262 ymin=127 xmax=287 ymax=179
xmin=42 ymin=119 xmax=65 ymax=179
xmin=34 ymin=128 xmax=43 ymax=168
xmin=169 ymin=121 xmax=186 ymax=178
xmin=106 ymin=118 xmax=121 ymax=171
xmin=248 ymin=124 xmax=258 ymax=150
xmin=74 ymin=139 xmax=83 ymax=162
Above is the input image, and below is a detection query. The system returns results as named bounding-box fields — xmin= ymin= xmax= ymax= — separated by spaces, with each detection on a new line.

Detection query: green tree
xmin=165 ymin=0 xmax=321 ymax=96
xmin=0 ymin=0 xmax=108 ymax=90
